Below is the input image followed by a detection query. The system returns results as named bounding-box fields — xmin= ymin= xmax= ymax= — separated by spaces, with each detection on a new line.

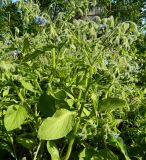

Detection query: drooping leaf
xmin=4 ymin=105 xmax=28 ymax=131
xmin=98 ymin=97 xmax=127 ymax=111
xmin=38 ymin=109 xmax=75 ymax=140
xmin=20 ymin=80 xmax=36 ymax=92
xmin=47 ymin=141 xmax=60 ymax=160
xmin=38 ymin=94 xmax=56 ymax=117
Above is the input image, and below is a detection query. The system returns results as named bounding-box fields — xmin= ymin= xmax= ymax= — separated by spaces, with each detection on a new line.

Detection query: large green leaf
xmin=37 ymin=94 xmax=56 ymax=117
xmin=38 ymin=109 xmax=75 ymax=140
xmin=98 ymin=97 xmax=127 ymax=111
xmin=4 ymin=105 xmax=28 ymax=131
xmin=47 ymin=141 xmax=60 ymax=160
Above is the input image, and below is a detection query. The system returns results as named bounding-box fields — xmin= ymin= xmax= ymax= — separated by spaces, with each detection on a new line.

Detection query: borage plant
xmin=0 ymin=1 xmax=145 ymax=160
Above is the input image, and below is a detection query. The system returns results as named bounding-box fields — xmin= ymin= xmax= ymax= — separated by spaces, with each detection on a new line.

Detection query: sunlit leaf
xmin=38 ymin=109 xmax=75 ymax=140
xmin=4 ymin=105 xmax=28 ymax=131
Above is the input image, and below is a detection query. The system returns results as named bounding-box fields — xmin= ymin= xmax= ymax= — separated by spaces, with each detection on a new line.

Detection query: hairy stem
xmin=64 ymin=77 xmax=90 ymax=160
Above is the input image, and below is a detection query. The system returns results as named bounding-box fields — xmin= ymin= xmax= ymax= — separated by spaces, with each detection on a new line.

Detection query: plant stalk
xmin=34 ymin=79 xmax=43 ymax=93
xmin=33 ymin=141 xmax=42 ymax=160
xmin=52 ymin=48 xmax=56 ymax=69
xmin=64 ymin=77 xmax=90 ymax=160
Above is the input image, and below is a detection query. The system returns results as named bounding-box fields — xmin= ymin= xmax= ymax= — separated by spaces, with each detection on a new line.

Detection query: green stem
xmin=52 ymin=48 xmax=56 ymax=69
xmin=11 ymin=137 xmax=18 ymax=160
xmin=64 ymin=119 xmax=80 ymax=160
xmin=12 ymin=83 xmax=25 ymax=102
xmin=34 ymin=79 xmax=43 ymax=93
xmin=33 ymin=141 xmax=42 ymax=160
xmin=64 ymin=78 xmax=90 ymax=160
xmin=60 ymin=141 xmax=67 ymax=158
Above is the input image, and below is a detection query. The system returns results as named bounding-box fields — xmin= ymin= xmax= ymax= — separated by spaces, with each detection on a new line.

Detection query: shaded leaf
xmin=38 ymin=94 xmax=56 ymax=117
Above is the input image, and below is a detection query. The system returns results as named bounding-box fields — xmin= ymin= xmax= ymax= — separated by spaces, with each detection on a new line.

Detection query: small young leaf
xmin=38 ymin=109 xmax=75 ymax=140
xmin=3 ymin=87 xmax=10 ymax=97
xmin=65 ymin=99 xmax=74 ymax=108
xmin=47 ymin=141 xmax=60 ymax=160
xmin=4 ymin=105 xmax=28 ymax=131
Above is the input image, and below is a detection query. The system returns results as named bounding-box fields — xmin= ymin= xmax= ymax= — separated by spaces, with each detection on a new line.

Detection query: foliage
xmin=0 ymin=0 xmax=146 ymax=160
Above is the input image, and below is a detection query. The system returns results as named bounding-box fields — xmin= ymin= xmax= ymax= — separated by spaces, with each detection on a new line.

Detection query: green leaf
xmin=47 ymin=141 xmax=60 ymax=160
xmin=4 ymin=105 xmax=28 ymax=131
xmin=91 ymin=93 xmax=98 ymax=115
xmin=38 ymin=109 xmax=75 ymax=140
xmin=98 ymin=97 xmax=126 ymax=111
xmin=54 ymin=90 xmax=67 ymax=100
xmin=2 ymin=87 xmax=10 ymax=97
xmin=111 ymin=137 xmax=131 ymax=160
xmin=20 ymin=80 xmax=36 ymax=92
xmin=65 ymin=99 xmax=74 ymax=108
xmin=38 ymin=94 xmax=56 ymax=117
xmin=79 ymin=148 xmax=118 ymax=160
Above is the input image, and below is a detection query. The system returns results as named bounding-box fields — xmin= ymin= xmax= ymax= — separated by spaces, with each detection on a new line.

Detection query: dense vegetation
xmin=0 ymin=0 xmax=146 ymax=159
